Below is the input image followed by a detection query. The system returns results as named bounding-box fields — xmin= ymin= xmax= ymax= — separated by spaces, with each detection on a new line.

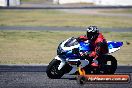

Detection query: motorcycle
xmin=46 ymin=37 xmax=123 ymax=79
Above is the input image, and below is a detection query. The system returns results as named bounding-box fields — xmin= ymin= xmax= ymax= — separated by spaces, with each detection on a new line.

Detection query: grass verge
xmin=0 ymin=30 xmax=131 ymax=65
xmin=0 ymin=10 xmax=132 ymax=28
xmin=101 ymin=9 xmax=132 ymax=14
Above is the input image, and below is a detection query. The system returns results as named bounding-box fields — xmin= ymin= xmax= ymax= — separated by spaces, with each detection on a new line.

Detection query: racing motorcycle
xmin=46 ymin=37 xmax=123 ymax=79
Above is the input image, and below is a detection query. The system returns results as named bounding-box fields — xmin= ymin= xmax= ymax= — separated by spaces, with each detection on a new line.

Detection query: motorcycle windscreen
xmin=64 ymin=37 xmax=79 ymax=47
xmin=107 ymin=41 xmax=123 ymax=53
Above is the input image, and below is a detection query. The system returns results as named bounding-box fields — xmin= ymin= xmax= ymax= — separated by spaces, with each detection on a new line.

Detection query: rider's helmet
xmin=86 ymin=26 xmax=99 ymax=40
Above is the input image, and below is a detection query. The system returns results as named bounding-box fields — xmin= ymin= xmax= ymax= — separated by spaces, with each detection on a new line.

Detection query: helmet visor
xmin=87 ymin=32 xmax=96 ymax=39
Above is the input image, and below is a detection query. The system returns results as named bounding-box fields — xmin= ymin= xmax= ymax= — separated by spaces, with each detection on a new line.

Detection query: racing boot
xmin=91 ymin=59 xmax=99 ymax=67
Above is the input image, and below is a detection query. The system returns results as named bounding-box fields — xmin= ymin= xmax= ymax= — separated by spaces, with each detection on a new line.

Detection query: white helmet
xmin=87 ymin=26 xmax=99 ymax=33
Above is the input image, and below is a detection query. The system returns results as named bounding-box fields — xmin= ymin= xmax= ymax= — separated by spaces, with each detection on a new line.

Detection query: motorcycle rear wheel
xmin=102 ymin=55 xmax=117 ymax=74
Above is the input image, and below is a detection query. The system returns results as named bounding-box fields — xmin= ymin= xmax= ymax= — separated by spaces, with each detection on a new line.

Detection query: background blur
xmin=0 ymin=0 xmax=132 ymax=65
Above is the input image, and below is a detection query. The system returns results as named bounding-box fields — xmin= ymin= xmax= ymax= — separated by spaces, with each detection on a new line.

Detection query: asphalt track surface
xmin=0 ymin=26 xmax=132 ymax=32
xmin=1 ymin=5 xmax=132 ymax=9
xmin=0 ymin=65 xmax=132 ymax=88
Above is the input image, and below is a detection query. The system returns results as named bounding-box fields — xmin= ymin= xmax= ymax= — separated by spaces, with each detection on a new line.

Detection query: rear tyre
xmin=102 ymin=55 xmax=117 ymax=74
xmin=46 ymin=59 xmax=65 ymax=79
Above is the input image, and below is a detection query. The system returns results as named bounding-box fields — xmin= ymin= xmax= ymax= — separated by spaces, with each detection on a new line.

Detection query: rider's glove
xmin=79 ymin=52 xmax=88 ymax=57
xmin=77 ymin=36 xmax=88 ymax=42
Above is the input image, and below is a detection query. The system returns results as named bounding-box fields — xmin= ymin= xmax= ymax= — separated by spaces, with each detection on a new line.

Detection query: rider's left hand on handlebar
xmin=79 ymin=52 xmax=88 ymax=57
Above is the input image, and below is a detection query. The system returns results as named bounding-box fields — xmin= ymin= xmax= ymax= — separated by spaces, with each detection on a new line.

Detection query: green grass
xmin=0 ymin=30 xmax=131 ymax=65
xmin=0 ymin=10 xmax=132 ymax=28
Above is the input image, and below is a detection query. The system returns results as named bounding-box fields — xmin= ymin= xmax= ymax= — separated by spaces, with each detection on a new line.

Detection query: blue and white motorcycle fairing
xmin=54 ymin=37 xmax=123 ymax=75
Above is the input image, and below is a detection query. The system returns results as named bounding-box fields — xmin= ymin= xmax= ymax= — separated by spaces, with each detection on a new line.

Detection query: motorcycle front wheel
xmin=46 ymin=59 xmax=65 ymax=79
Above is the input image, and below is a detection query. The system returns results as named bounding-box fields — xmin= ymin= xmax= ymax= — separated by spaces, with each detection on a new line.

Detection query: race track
xmin=0 ymin=65 xmax=132 ymax=88
xmin=0 ymin=26 xmax=132 ymax=32
xmin=0 ymin=72 xmax=131 ymax=88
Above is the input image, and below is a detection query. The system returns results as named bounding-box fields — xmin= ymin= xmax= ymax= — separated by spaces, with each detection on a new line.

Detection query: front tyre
xmin=46 ymin=59 xmax=65 ymax=79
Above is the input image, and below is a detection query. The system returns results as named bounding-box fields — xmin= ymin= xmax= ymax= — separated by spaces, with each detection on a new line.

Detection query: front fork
xmin=58 ymin=61 xmax=65 ymax=70
xmin=54 ymin=55 xmax=66 ymax=70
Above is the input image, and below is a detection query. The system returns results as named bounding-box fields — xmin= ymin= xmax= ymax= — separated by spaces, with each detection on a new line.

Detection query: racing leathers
xmin=78 ymin=33 xmax=109 ymax=66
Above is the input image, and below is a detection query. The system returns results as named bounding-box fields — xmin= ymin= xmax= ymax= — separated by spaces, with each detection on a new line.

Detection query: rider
xmin=78 ymin=26 xmax=109 ymax=67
